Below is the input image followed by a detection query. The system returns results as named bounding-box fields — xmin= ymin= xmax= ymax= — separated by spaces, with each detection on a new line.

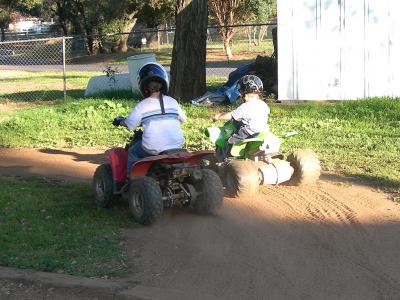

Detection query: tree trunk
xmin=223 ymin=36 xmax=233 ymax=60
xmin=60 ymin=23 xmax=68 ymax=36
xmin=219 ymin=26 xmax=235 ymax=60
xmin=272 ymin=27 xmax=277 ymax=59
xmin=253 ymin=27 xmax=258 ymax=46
xmin=74 ymin=2 xmax=103 ymax=55
xmin=146 ymin=28 xmax=159 ymax=49
xmin=170 ymin=0 xmax=208 ymax=102
xmin=246 ymin=27 xmax=252 ymax=50
xmin=0 ymin=26 xmax=5 ymax=42
xmin=258 ymin=25 xmax=267 ymax=45
xmin=116 ymin=15 xmax=137 ymax=53
xmin=56 ymin=1 xmax=69 ymax=36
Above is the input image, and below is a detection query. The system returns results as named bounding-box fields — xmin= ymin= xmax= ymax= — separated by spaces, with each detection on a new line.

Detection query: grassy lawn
xmin=0 ymin=71 xmax=102 ymax=102
xmin=0 ymin=176 xmax=134 ymax=277
xmin=0 ymin=72 xmax=226 ymax=103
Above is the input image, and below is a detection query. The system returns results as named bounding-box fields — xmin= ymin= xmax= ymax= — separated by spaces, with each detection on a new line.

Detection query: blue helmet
xmin=137 ymin=62 xmax=169 ymax=96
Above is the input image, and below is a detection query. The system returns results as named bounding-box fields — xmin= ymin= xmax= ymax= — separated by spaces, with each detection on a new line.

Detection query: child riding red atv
xmin=93 ymin=63 xmax=224 ymax=225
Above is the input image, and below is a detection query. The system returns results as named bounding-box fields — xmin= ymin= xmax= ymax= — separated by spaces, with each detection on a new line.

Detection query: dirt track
xmin=1 ymin=148 xmax=400 ymax=299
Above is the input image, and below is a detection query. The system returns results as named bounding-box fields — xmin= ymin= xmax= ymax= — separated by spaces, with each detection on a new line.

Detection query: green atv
xmin=205 ymin=122 xmax=321 ymax=197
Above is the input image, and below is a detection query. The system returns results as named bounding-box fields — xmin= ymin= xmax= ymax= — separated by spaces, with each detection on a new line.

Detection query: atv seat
xmin=159 ymin=148 xmax=188 ymax=155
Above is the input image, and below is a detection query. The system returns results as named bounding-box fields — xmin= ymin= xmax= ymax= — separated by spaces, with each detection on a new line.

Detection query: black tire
xmin=225 ymin=160 xmax=260 ymax=197
xmin=128 ymin=176 xmax=163 ymax=225
xmin=193 ymin=169 xmax=224 ymax=214
xmin=287 ymin=149 xmax=321 ymax=185
xmin=93 ymin=163 xmax=114 ymax=208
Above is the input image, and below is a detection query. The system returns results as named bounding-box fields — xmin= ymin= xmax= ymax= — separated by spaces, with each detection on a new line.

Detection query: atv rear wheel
xmin=201 ymin=154 xmax=218 ymax=173
xmin=128 ymin=176 xmax=163 ymax=225
xmin=193 ymin=169 xmax=223 ymax=214
xmin=93 ymin=163 xmax=114 ymax=208
xmin=225 ymin=160 xmax=260 ymax=197
xmin=287 ymin=149 xmax=321 ymax=185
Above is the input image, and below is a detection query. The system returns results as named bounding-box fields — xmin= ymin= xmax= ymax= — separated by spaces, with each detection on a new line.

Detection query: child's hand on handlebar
xmin=112 ymin=116 xmax=126 ymax=127
xmin=212 ymin=114 xmax=220 ymax=122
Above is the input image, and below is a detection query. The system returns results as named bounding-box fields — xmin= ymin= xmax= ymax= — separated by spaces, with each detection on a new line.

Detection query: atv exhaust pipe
xmin=257 ymin=160 xmax=294 ymax=185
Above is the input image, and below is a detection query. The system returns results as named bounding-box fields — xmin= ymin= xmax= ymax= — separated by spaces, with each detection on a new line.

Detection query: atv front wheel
xmin=225 ymin=160 xmax=260 ymax=197
xmin=193 ymin=169 xmax=223 ymax=214
xmin=93 ymin=163 xmax=114 ymax=208
xmin=128 ymin=176 xmax=163 ymax=225
xmin=287 ymin=149 xmax=321 ymax=185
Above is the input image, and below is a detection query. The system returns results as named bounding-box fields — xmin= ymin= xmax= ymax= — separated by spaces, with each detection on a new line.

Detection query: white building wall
xmin=278 ymin=0 xmax=400 ymax=100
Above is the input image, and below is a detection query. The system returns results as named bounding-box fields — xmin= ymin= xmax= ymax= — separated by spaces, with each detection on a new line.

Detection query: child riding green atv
xmin=206 ymin=75 xmax=321 ymax=197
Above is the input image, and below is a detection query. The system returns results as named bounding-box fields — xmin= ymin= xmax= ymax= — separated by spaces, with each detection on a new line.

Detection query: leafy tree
xmin=40 ymin=0 xmax=142 ymax=54
xmin=0 ymin=0 xmax=43 ymax=41
xmin=138 ymin=0 xmax=175 ymax=48
xmin=170 ymin=0 xmax=208 ymax=102
xmin=0 ymin=2 xmax=12 ymax=41
xmin=246 ymin=0 xmax=276 ymax=47
xmin=209 ymin=0 xmax=276 ymax=59
xmin=41 ymin=0 xmax=73 ymax=36
xmin=110 ymin=0 xmax=143 ymax=52
xmin=140 ymin=0 xmax=175 ymax=25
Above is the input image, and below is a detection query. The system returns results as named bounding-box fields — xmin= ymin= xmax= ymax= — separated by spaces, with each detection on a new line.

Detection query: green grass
xmin=0 ymin=72 xmax=226 ymax=103
xmin=0 ymin=71 xmax=103 ymax=102
xmin=269 ymin=99 xmax=400 ymax=198
xmin=0 ymin=176 xmax=135 ymax=277
xmin=0 ymin=97 xmax=399 ymax=199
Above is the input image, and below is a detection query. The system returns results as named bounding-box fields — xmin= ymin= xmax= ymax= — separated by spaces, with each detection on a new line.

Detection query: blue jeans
xmin=127 ymin=141 xmax=152 ymax=177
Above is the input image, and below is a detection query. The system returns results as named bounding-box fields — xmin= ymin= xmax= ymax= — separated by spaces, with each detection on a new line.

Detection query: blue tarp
xmin=191 ymin=62 xmax=255 ymax=106
xmin=226 ymin=62 xmax=255 ymax=87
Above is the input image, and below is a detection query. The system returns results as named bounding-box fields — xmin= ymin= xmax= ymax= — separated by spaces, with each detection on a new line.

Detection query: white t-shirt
xmin=124 ymin=95 xmax=187 ymax=154
xmin=231 ymin=99 xmax=270 ymax=134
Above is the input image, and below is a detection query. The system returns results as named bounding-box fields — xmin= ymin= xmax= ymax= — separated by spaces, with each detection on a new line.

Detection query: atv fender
xmin=108 ymin=148 xmax=128 ymax=182
xmin=231 ymin=133 xmax=281 ymax=157
xmin=131 ymin=150 xmax=214 ymax=177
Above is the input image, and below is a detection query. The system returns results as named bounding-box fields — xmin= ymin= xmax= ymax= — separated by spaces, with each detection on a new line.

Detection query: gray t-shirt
xmin=231 ymin=99 xmax=270 ymax=134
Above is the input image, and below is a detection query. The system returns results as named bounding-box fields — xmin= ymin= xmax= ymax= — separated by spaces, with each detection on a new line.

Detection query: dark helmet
xmin=238 ymin=75 xmax=263 ymax=95
xmin=137 ymin=62 xmax=169 ymax=96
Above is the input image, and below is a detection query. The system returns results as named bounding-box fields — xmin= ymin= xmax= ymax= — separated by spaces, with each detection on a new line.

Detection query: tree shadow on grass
xmin=0 ymin=89 xmax=134 ymax=102
xmin=0 ymin=75 xmax=94 ymax=82
xmin=0 ymin=90 xmax=75 ymax=102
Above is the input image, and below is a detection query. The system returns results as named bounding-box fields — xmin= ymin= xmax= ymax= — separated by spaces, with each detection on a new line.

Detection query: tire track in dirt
xmin=224 ymin=195 xmax=310 ymax=299
xmin=258 ymin=183 xmax=400 ymax=297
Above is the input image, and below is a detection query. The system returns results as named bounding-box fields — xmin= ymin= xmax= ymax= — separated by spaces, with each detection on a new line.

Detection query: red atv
xmin=93 ymin=131 xmax=224 ymax=225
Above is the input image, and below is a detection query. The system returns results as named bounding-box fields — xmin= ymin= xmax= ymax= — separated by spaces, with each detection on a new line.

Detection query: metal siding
xmin=389 ymin=2 xmax=400 ymax=97
xmin=278 ymin=0 xmax=400 ymax=100
xmin=340 ymin=0 xmax=365 ymax=99
xmin=278 ymin=0 xmax=295 ymax=100
xmin=365 ymin=0 xmax=390 ymax=98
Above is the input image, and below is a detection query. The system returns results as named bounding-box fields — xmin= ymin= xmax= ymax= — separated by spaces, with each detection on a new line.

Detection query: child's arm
xmin=212 ymin=112 xmax=232 ymax=122
xmin=177 ymin=105 xmax=187 ymax=123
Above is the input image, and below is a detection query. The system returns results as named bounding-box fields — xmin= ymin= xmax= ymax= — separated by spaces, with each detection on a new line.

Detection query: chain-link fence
xmin=0 ymin=23 xmax=276 ymax=103
xmin=0 ymin=37 xmax=68 ymax=102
